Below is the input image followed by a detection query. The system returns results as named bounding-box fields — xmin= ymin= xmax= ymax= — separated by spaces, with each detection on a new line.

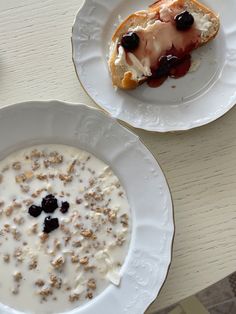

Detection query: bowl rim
xmin=0 ymin=100 xmax=175 ymax=314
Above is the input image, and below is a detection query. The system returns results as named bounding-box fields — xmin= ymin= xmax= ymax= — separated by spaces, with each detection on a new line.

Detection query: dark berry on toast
xmin=121 ymin=32 xmax=140 ymax=51
xmin=175 ymin=11 xmax=194 ymax=31
xmin=154 ymin=55 xmax=180 ymax=78
xmin=148 ymin=54 xmax=191 ymax=87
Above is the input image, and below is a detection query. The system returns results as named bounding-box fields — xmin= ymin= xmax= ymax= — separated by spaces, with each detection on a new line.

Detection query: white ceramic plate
xmin=0 ymin=101 xmax=174 ymax=314
xmin=72 ymin=0 xmax=236 ymax=132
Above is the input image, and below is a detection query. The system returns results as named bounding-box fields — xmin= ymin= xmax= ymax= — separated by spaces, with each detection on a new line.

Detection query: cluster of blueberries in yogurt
xmin=28 ymin=194 xmax=70 ymax=233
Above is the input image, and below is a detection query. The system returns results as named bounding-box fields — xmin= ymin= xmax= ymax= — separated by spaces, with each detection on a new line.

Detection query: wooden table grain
xmin=0 ymin=1 xmax=236 ymax=313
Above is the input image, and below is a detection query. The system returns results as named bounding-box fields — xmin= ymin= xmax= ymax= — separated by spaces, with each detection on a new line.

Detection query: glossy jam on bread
xmin=147 ymin=53 xmax=191 ymax=87
xmin=121 ymin=3 xmax=200 ymax=88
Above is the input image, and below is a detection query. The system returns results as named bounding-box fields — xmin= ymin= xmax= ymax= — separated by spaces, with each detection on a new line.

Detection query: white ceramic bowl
xmin=0 ymin=101 xmax=174 ymax=314
xmin=72 ymin=0 xmax=236 ymax=132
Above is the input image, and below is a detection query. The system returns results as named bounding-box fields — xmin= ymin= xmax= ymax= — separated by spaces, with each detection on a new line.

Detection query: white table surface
xmin=0 ymin=0 xmax=236 ymax=313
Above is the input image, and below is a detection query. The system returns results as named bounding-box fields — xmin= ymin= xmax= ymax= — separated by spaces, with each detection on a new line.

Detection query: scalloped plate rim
xmin=72 ymin=0 xmax=236 ymax=132
xmin=0 ymin=100 xmax=174 ymax=314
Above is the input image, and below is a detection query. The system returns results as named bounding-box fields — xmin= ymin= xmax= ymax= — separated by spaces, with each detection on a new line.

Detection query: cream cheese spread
xmin=113 ymin=4 xmax=213 ymax=81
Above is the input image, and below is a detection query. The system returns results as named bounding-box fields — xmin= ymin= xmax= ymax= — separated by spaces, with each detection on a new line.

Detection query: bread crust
xmin=108 ymin=0 xmax=220 ymax=90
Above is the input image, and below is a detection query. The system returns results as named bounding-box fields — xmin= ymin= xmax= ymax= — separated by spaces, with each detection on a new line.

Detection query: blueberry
xmin=28 ymin=205 xmax=42 ymax=217
xmin=60 ymin=201 xmax=70 ymax=214
xmin=41 ymin=194 xmax=58 ymax=213
xmin=121 ymin=32 xmax=140 ymax=51
xmin=175 ymin=11 xmax=194 ymax=31
xmin=43 ymin=216 xmax=59 ymax=233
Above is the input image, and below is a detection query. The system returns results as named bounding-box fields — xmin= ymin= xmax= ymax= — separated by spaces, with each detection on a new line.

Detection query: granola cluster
xmin=0 ymin=145 xmax=131 ymax=313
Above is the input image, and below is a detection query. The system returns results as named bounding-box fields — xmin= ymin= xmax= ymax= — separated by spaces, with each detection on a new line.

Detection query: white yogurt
xmin=0 ymin=145 xmax=131 ymax=314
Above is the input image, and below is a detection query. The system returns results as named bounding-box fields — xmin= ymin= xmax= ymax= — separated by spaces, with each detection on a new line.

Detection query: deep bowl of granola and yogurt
xmin=0 ymin=101 xmax=174 ymax=314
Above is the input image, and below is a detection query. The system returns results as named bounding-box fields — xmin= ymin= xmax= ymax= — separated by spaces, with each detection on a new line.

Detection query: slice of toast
xmin=108 ymin=0 xmax=220 ymax=90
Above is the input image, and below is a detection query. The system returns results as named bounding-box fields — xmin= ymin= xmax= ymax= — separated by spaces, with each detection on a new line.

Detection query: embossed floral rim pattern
xmin=72 ymin=0 xmax=236 ymax=132
xmin=0 ymin=101 xmax=174 ymax=314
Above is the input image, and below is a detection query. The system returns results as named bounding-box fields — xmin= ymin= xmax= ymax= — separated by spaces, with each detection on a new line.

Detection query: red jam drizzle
xmin=169 ymin=54 xmax=191 ymax=78
xmin=147 ymin=54 xmax=191 ymax=88
xmin=147 ymin=76 xmax=168 ymax=88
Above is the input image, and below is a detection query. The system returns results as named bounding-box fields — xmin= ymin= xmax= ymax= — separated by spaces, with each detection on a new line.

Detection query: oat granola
xmin=0 ymin=145 xmax=131 ymax=314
